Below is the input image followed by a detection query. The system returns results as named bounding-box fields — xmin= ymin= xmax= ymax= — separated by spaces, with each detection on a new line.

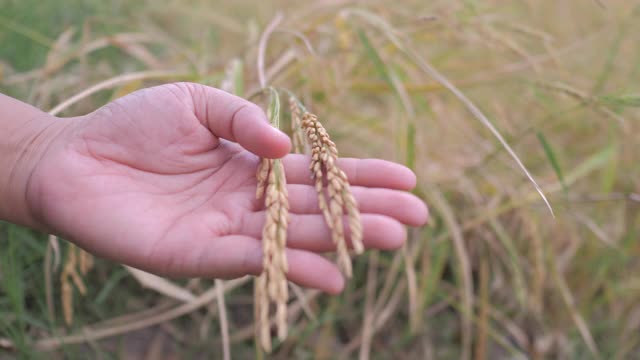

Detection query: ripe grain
xmin=254 ymin=158 xmax=290 ymax=351
xmin=300 ymin=111 xmax=363 ymax=277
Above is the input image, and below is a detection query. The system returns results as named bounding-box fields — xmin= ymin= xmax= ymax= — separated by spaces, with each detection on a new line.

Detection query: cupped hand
xmin=27 ymin=83 xmax=428 ymax=293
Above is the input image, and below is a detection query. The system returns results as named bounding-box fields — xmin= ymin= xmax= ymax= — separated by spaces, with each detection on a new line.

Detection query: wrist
xmin=0 ymin=110 xmax=71 ymax=229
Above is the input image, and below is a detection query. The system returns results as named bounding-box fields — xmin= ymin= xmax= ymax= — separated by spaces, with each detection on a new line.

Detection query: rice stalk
xmin=475 ymin=255 xmax=490 ymax=360
xmin=359 ymin=251 xmax=378 ymax=360
xmin=214 ymin=279 xmax=231 ymax=360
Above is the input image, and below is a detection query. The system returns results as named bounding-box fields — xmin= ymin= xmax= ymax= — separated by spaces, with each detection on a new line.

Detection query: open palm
xmin=28 ymin=83 xmax=428 ymax=293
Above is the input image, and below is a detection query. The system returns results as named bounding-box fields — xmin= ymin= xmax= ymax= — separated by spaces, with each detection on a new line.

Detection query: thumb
xmin=183 ymin=82 xmax=291 ymax=158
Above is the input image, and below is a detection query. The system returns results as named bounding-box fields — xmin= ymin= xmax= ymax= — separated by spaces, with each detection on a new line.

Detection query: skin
xmin=0 ymin=82 xmax=428 ymax=294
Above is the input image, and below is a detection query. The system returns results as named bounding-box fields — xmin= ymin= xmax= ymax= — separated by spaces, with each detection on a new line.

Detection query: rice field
xmin=1 ymin=1 xmax=639 ymax=358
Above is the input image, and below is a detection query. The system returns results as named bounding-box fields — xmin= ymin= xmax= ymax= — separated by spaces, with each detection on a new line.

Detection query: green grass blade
xmin=599 ymin=94 xmax=640 ymax=108
xmin=357 ymin=28 xmax=415 ymax=115
xmin=0 ymin=225 xmax=28 ymax=353
xmin=0 ymin=15 xmax=53 ymax=48
xmin=592 ymin=21 xmax=628 ymax=94
xmin=267 ymin=87 xmax=281 ymax=129
xmin=536 ymin=131 xmax=567 ymax=196
xmin=233 ymin=60 xmax=245 ymax=98
xmin=357 ymin=29 xmax=392 ymax=86
xmin=564 ymin=144 xmax=615 ymax=185
xmin=406 ymin=122 xmax=416 ymax=171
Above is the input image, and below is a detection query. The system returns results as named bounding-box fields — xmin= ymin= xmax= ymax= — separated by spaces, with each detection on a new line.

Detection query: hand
xmin=26 ymin=83 xmax=428 ymax=293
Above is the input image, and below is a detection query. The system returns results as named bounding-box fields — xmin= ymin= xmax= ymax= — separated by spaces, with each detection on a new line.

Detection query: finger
xmin=186 ymin=235 xmax=344 ymax=294
xmin=284 ymin=248 xmax=345 ymax=294
xmin=282 ymin=155 xmax=417 ymax=190
xmin=184 ymin=83 xmax=291 ymax=158
xmin=241 ymin=213 xmax=407 ymax=252
xmin=285 ymin=184 xmax=429 ymax=226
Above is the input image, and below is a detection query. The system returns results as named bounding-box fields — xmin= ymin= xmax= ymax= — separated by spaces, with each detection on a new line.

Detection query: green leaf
xmin=599 ymin=94 xmax=640 ymax=108
xmin=537 ymin=131 xmax=567 ymax=196
xmin=600 ymin=144 xmax=618 ymax=193
xmin=406 ymin=122 xmax=416 ymax=171
xmin=565 ymin=145 xmax=615 ymax=185
xmin=94 ymin=269 xmax=129 ymax=305
xmin=267 ymin=87 xmax=281 ymax=129
xmin=0 ymin=225 xmax=27 ymax=352
xmin=232 ymin=59 xmax=244 ymax=97
xmin=357 ymin=28 xmax=392 ymax=85
xmin=357 ymin=27 xmax=415 ymax=115
xmin=592 ymin=22 xmax=628 ymax=94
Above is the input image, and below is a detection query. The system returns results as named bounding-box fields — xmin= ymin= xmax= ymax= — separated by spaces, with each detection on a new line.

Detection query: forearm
xmin=0 ymin=93 xmax=62 ymax=228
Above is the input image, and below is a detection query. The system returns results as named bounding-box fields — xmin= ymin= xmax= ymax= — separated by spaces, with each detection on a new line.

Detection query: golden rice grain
xmin=300 ymin=111 xmax=364 ymax=277
xmin=254 ymin=93 xmax=362 ymax=352
xmin=61 ymin=278 xmax=73 ymax=326
xmin=289 ymin=97 xmax=306 ymax=154
xmin=60 ymin=244 xmax=91 ymax=325
xmin=255 ymin=158 xmax=290 ymax=351
xmin=78 ymin=248 xmax=94 ymax=275
xmin=256 ymin=158 xmax=271 ymax=199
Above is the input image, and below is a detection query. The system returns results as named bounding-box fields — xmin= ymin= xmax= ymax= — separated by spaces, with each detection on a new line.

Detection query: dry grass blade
xmin=410 ymin=51 xmax=556 ymax=217
xmin=234 ymin=290 xmax=321 ymax=345
xmin=403 ymin=242 xmax=419 ymax=333
xmin=215 ymin=279 xmax=231 ymax=360
xmin=257 ymin=13 xmax=284 ymax=88
xmin=551 ymin=255 xmax=601 ymax=358
xmin=44 ymin=235 xmax=60 ymax=322
xmin=48 ymin=70 xmax=188 ymax=116
xmin=426 ymin=188 xmax=473 ymax=360
xmin=342 ymin=8 xmax=554 ymax=217
xmin=475 ymin=256 xmax=490 ymax=360
xmin=32 ymin=278 xmax=249 ymax=351
xmin=124 ymin=266 xmax=196 ymax=302
xmin=275 ymin=28 xmax=317 ymax=57
xmin=3 ymin=32 xmax=163 ymax=85
xmin=359 ymin=251 xmax=378 ymax=360
xmin=289 ymin=283 xmax=316 ymax=320
xmin=300 ymin=111 xmax=363 ymax=277
xmin=340 ymin=280 xmax=408 ymax=358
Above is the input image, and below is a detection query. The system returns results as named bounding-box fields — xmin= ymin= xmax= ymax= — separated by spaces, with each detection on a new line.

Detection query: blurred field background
xmin=1 ymin=0 xmax=639 ymax=359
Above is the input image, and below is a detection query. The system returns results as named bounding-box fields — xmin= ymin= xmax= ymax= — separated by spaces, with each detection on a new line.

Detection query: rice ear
xmin=254 ymin=90 xmax=290 ymax=352
xmin=289 ymin=97 xmax=307 ymax=154
xmin=254 ymin=95 xmax=363 ymax=352
xmin=60 ymin=244 xmax=93 ymax=326
xmin=300 ymin=111 xmax=364 ymax=277
xmin=255 ymin=158 xmax=290 ymax=352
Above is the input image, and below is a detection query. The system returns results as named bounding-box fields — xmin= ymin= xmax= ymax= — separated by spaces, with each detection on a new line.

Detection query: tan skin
xmin=0 ymin=83 xmax=428 ymax=294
